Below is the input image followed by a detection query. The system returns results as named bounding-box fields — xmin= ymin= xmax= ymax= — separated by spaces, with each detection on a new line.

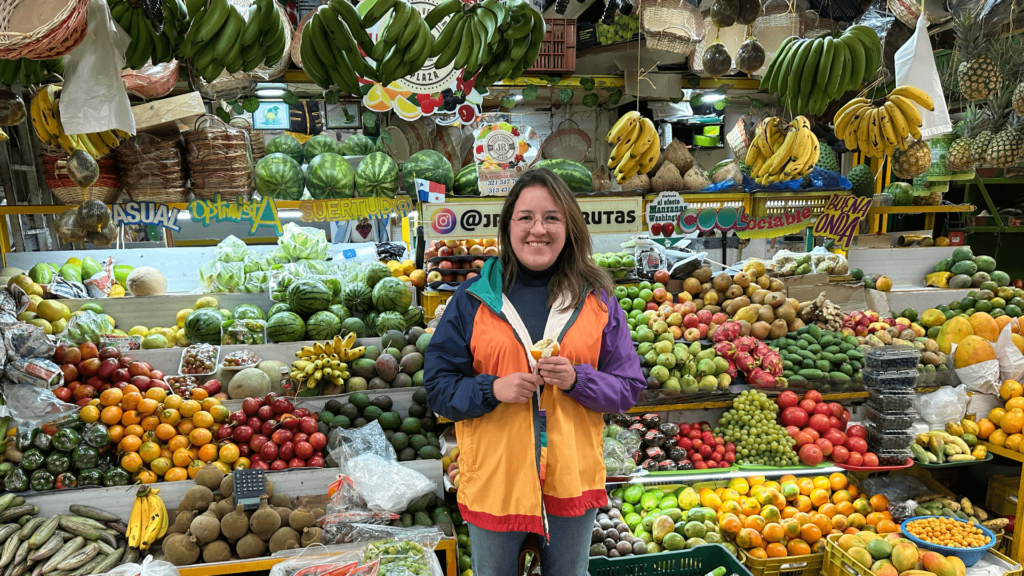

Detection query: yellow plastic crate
xmin=986 ymin=474 xmax=1020 ymax=518
xmin=826 ymin=533 xmax=1020 ymax=576
xmin=749 ymin=191 xmax=847 ymax=218
xmin=421 ymin=290 xmax=455 ymax=321
xmin=740 ymin=548 xmax=824 ymax=576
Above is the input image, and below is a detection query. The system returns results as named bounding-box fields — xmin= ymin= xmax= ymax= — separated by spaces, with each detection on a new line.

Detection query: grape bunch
xmin=714 ymin=390 xmax=800 ymax=467
xmin=595 ymin=13 xmax=639 ymax=46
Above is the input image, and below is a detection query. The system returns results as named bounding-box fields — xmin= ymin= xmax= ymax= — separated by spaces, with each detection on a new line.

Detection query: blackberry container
xmin=863 ymin=346 xmax=922 ymax=371
xmin=866 ymin=422 xmax=915 ymax=451
xmin=866 ymin=386 xmax=915 ymax=412
xmin=863 ymin=368 xmax=918 ymax=389
xmin=876 ymin=449 xmax=912 ymax=466
xmin=864 ymin=405 xmax=917 ymax=430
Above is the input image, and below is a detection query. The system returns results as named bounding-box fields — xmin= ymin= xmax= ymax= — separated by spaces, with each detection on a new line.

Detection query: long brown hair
xmin=498 ymin=168 xmax=614 ymax=309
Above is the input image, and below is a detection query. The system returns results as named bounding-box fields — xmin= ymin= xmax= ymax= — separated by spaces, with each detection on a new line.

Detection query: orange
xmin=766 ymin=543 xmax=788 ymax=558
xmin=749 ymin=475 xmax=766 ymax=487
xmin=812 ymin=476 xmax=831 ymax=492
xmin=721 ymin=488 xmax=741 ymax=502
xmin=800 ymin=524 xmax=822 ymax=544
xmin=721 ymin=514 xmax=742 ymax=536
xmin=978 ymin=418 xmax=997 ymax=440
xmin=832 ymin=490 xmax=853 ymax=505
xmin=853 ymin=498 xmax=872 ymax=516
xmin=876 ymin=519 xmax=899 ymax=534
xmin=107 ymin=424 xmax=124 ymax=444
xmin=121 ymin=452 xmax=143 ymax=473
xmin=121 ymin=392 xmax=142 ymax=411
xmin=1002 ymin=408 xmax=1024 ymax=434
xmin=99 ymin=388 xmax=123 ymax=407
xmin=168 ymin=435 xmax=189 ymax=452
xmin=212 ymin=461 xmax=231 ymax=475
xmin=741 ymin=498 xmax=761 ymax=516
xmin=138 ymin=441 xmax=161 ymax=464
xmin=990 ymin=407 xmax=1007 ymax=426
xmin=747 ymin=547 xmax=768 ymax=559
xmin=100 ymin=406 xmax=122 ymax=426
xmin=122 ymin=384 xmax=140 ymax=396
xmin=781 ymin=518 xmax=801 ymax=539
xmin=136 ymin=470 xmax=157 ymax=484
xmin=761 ymin=505 xmax=781 ymax=524
xmin=187 ymin=459 xmax=204 ymax=479
xmin=836 ymin=501 xmax=855 ymax=517
xmin=163 ymin=394 xmax=183 ymax=410
xmin=121 ymin=410 xmax=141 ymax=426
xmin=79 ymin=405 xmax=99 ymax=424
xmin=848 ymin=513 xmax=866 ymax=529
xmin=794 ymin=513 xmax=811 ymax=526
xmin=124 ymin=424 xmax=144 ymax=439
xmin=811 ymin=514 xmax=833 ymax=534
xmin=193 ymin=411 xmax=214 ymax=430
xmin=150 ymin=457 xmax=172 ymax=476
xmin=746 ymin=515 xmax=767 ymax=532
xmin=137 ymin=398 xmax=159 ymax=416
xmin=830 ymin=473 xmax=849 ymax=491
xmin=177 ymin=419 xmax=195 ymax=436
xmin=818 ymin=503 xmax=838 ymax=519
xmin=787 ymin=539 xmax=811 ymax=556
xmin=141 ymin=416 xmax=159 ymax=432
xmin=870 ymin=494 xmax=889 ymax=512
xmin=779 ymin=474 xmax=798 ymax=484
xmin=189 ymin=388 xmax=208 ymax=401
xmin=165 ymin=467 xmax=188 ymax=482
xmin=810 ymin=489 xmax=831 ymax=508
xmin=844 ymin=527 xmax=860 ymax=535
xmin=865 ymin=512 xmax=885 ymax=527
xmin=782 ymin=506 xmax=800 ymax=519
xmin=737 ymin=528 xmax=762 ymax=548
xmin=832 ymin=514 xmax=849 ymax=532
xmin=201 ymin=398 xmax=220 ymax=412
xmin=198 ymin=444 xmax=218 ymax=462
xmin=172 ymin=448 xmax=193 ymax=468
xmin=762 ymin=523 xmax=784 ymax=543
xmin=795 ymin=495 xmax=812 ymax=513
xmin=1007 ymin=397 xmax=1024 ymax=411
xmin=233 ymin=458 xmax=250 ymax=470
xmin=180 ymin=400 xmax=202 ymax=419
xmin=155 ymin=423 xmax=176 ymax=442
xmin=848 ymin=485 xmax=859 ymax=499
xmin=144 ymin=387 xmax=167 ymax=402
xmin=990 ymin=429 xmax=1009 ymax=446
xmin=797 ymin=478 xmax=815 ymax=495
xmin=757 ymin=488 xmax=779 ymax=507
xmin=119 ymin=435 xmax=142 ymax=453
xmin=189 ymin=428 xmax=212 ymax=447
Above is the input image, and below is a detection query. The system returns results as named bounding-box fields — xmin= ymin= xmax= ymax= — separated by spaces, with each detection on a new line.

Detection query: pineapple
xmin=986 ymin=118 xmax=1024 ymax=168
xmin=1014 ymin=82 xmax=1024 ymax=116
xmin=953 ymin=9 xmax=1000 ymax=101
xmin=891 ymin=140 xmax=931 ymax=179
xmin=946 ymin=105 xmax=981 ymax=172
xmin=972 ymin=130 xmax=994 ymax=163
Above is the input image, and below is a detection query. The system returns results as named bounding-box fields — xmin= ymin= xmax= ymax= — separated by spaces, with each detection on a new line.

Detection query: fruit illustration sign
xmin=474 ymin=121 xmax=532 ymax=196
xmin=811 ymin=194 xmax=872 ymax=250
xmin=422 ymin=197 xmax=642 ymax=240
xmin=357 ymin=0 xmax=482 ymax=123
xmin=645 ymin=192 xmax=813 ymax=243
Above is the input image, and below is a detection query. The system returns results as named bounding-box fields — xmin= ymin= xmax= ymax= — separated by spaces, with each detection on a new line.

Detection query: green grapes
xmin=595 ymin=13 xmax=640 ymax=46
xmin=714 ymin=390 xmax=800 ymax=467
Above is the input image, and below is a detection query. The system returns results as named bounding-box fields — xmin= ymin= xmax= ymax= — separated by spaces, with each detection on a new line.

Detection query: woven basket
xmin=291 ymin=9 xmax=317 ymax=72
xmin=541 ymin=119 xmax=591 ymax=162
xmin=229 ymin=117 xmax=266 ymax=162
xmin=117 ymin=133 xmax=190 ymax=203
xmin=0 ymin=0 xmax=88 ymax=59
xmin=43 ymin=152 xmax=122 ymax=204
xmin=185 ymin=115 xmax=253 ymax=201
xmin=803 ymin=10 xmax=839 ymax=38
xmin=640 ymin=0 xmax=704 ymax=55
xmin=888 ymin=0 xmax=935 ymax=28
xmin=726 ymin=114 xmax=757 ymax=160
xmin=753 ymin=0 xmax=804 ymax=72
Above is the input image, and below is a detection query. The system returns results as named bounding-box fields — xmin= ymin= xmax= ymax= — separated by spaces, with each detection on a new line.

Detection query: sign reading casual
xmin=645 ymin=192 xmax=814 ymax=241
xmin=421 ymin=197 xmax=644 ymax=240
xmin=111 ymin=201 xmax=182 ymax=232
xmin=297 ymin=197 xmax=416 ymax=223
xmin=811 ymin=194 xmax=871 ymax=250
xmin=474 ymin=121 xmax=531 ymax=197
xmin=188 ymin=195 xmax=283 ymax=236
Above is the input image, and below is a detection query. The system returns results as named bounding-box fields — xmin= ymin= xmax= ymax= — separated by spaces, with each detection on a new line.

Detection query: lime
xmin=79 ymin=303 xmax=103 ymax=314
xmin=460 ymin=555 xmax=472 ymax=571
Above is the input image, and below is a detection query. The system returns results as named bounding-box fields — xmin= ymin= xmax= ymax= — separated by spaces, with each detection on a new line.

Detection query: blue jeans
xmin=468 ymin=509 xmax=597 ymax=576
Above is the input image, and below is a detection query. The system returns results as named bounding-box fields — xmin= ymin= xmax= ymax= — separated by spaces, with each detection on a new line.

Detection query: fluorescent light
xmin=702 ymin=93 xmax=724 ymax=103
xmin=278 ymin=210 xmax=302 ymax=218
xmin=256 ymin=89 xmax=284 ymax=97
xmin=515 ymin=94 xmax=523 ymax=100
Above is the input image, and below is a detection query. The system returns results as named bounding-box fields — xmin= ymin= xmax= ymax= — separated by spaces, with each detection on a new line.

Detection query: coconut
xmin=621 ymin=173 xmax=651 ymax=192
xmin=125 ymin=266 xmax=167 ymax=296
xmin=651 ymin=163 xmax=684 ymax=193
xmin=682 ymin=167 xmax=711 ymax=191
xmin=712 ymin=161 xmax=741 ymax=184
xmin=663 ymin=139 xmax=694 ymax=174
xmin=702 ymin=42 xmax=732 ymax=78
xmin=735 ymin=37 xmax=766 ymax=73
xmin=288 ymin=506 xmax=316 ymax=531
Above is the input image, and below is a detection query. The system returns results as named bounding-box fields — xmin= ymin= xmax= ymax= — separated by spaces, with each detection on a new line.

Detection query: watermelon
xmin=372 ymin=277 xmax=412 ymax=312
xmin=328 ymin=304 xmax=351 ymax=322
xmin=402 ymin=150 xmax=454 ymax=192
xmin=342 ymin=283 xmax=373 ymax=312
xmin=256 ymin=153 xmax=305 ymax=200
xmin=355 ymin=152 xmax=400 ymax=198
xmin=364 ymin=311 xmax=378 ymax=336
xmin=233 ymin=304 xmax=265 ymax=321
xmin=341 ymin=316 xmax=367 ymax=338
xmin=306 ymin=311 xmax=341 ymax=340
xmin=267 ymin=312 xmax=306 ymax=342
xmin=364 ymin=261 xmax=392 ymax=289
xmin=304 ymin=134 xmax=343 ymax=162
xmin=184 ymin=308 xmax=223 ymax=346
xmin=342 ymin=134 xmax=376 ymax=156
xmin=402 ymin=306 xmax=424 ymax=328
xmin=532 ymin=159 xmax=593 ymax=193
xmin=268 ymin=302 xmax=291 ymax=317
xmin=375 ymin=311 xmax=406 ymax=333
xmin=266 ymin=134 xmax=304 ymax=165
xmin=306 ymin=153 xmax=355 ymax=199
xmin=885 ymin=182 xmax=914 ymax=207
xmin=288 ymin=279 xmax=332 ymax=316
xmin=453 ymin=164 xmax=478 ymax=196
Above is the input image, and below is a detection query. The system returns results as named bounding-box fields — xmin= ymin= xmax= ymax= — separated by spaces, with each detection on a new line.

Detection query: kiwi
xmin=167 ymin=510 xmax=196 ymax=536
xmin=190 ymin=504 xmax=222 ymax=545
xmin=195 ymin=464 xmax=224 ymax=491
xmin=249 ymin=496 xmax=281 ymax=541
xmin=220 ymin=475 xmax=234 ymax=499
xmin=202 ymin=540 xmax=231 ymax=563
xmin=221 ymin=503 xmax=250 ymax=541
xmin=301 ymin=526 xmax=324 ymax=547
xmin=179 ymin=485 xmax=214 ymax=513
xmin=269 ymin=493 xmax=292 ymax=509
xmin=215 ymin=499 xmax=236 ymax=520
xmin=237 ymin=533 xmax=267 ymax=559
xmin=163 ymin=533 xmax=200 ymax=566
xmin=288 ymin=506 xmax=315 ymax=531
xmin=269 ymin=527 xmax=300 ymax=554
xmin=275 ymin=507 xmax=292 ymax=527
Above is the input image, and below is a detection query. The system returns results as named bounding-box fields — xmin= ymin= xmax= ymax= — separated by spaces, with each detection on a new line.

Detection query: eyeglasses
xmin=513 ymin=214 xmax=565 ymax=230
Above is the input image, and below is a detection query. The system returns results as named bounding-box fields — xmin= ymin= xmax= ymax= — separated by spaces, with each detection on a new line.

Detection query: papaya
xmin=838 ymin=534 xmax=866 ymax=551
xmin=953 ymin=335 xmax=997 ymax=369
xmin=936 ymin=316 xmax=973 ymax=354
xmin=968 ymin=312 xmax=1000 ymax=342
xmin=922 ymin=552 xmax=957 ymax=576
xmin=921 ymin=309 xmax=947 ymax=328
xmin=945 ymin=556 xmax=966 ymax=576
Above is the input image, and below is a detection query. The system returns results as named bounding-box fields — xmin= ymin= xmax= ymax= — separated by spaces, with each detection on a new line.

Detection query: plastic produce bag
xmin=328 ymin=422 xmax=397 ymax=468
xmin=355 ymin=525 xmax=445 ymax=576
xmin=121 ymin=60 xmax=179 ymax=100
xmin=59 ymin=0 xmax=135 ymax=136
xmin=996 ymin=323 xmax=1024 ymax=382
xmin=199 ymin=261 xmax=245 ymax=293
xmin=810 ymin=248 xmax=850 ymax=275
xmin=343 ymin=454 xmax=435 ymax=513
xmin=321 ymin=475 xmax=399 ymax=544
xmin=268 ymin=549 xmax=362 ymax=576
xmin=280 ymin=223 xmax=329 ymax=261
xmin=61 ymin=310 xmax=114 ymax=345
xmin=92 ymin=556 xmax=181 ymax=576
xmin=914 ymin=385 xmax=968 ymax=425
xmin=603 ymin=427 xmax=640 ymax=476
xmin=772 ymin=250 xmax=813 ymax=277
xmin=1 ymin=382 xmax=79 ymax=428
xmin=858 ymin=473 xmax=931 ymax=504
xmin=214 ymin=236 xmax=250 ymax=262
xmin=950 ymin=341 xmax=1001 ymax=394
xmin=894 ymin=15 xmax=951 ymax=139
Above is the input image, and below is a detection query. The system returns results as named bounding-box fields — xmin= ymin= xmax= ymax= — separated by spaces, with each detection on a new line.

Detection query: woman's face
xmin=509 ymin=185 xmax=567 ymax=272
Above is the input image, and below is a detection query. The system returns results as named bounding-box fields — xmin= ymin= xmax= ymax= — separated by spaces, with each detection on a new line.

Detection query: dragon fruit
xmin=713 ymin=341 xmax=738 ymax=361
xmin=747 ymin=368 xmax=777 ymax=388
xmin=711 ymin=321 xmax=742 ymax=343
xmin=734 ymin=352 xmax=759 ymax=376
xmin=759 ymin=350 xmax=783 ymax=376
xmin=726 ymin=360 xmax=737 ymax=379
xmin=734 ymin=336 xmax=758 ymax=354
xmin=752 ymin=341 xmax=771 ymax=360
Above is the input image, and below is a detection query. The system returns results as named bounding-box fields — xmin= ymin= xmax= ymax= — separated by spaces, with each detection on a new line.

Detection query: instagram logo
xmin=431 ymin=208 xmax=457 ymax=235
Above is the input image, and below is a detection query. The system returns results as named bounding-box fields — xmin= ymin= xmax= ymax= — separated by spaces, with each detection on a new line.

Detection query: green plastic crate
xmin=589 ymin=543 xmax=753 ymax=576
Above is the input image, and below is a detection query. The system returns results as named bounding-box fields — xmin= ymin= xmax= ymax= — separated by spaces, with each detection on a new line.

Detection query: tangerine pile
xmin=905 ymin=517 xmax=990 ymax=549
xmin=712 ymin=473 xmax=893 ymax=559
xmin=78 ymin=384 xmax=242 ymax=484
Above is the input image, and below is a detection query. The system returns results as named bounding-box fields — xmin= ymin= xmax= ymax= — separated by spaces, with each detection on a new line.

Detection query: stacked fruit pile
xmin=775 ymin=390 xmax=877 ymax=467
xmin=834 ymin=530 xmax=966 ymax=576
xmin=715 ymin=390 xmax=800 ymax=467
xmin=219 ymin=395 xmax=328 ymax=471
xmin=745 ymin=116 xmax=820 ymax=185
xmin=609 ymin=484 xmax=727 ymax=555
xmin=770 ymin=323 xmax=865 ymax=391
xmin=911 ymin=427 xmax=986 ymax=464
xmin=930 ymin=246 xmax=1014 ymax=293
xmin=636 ymin=340 xmax=733 ymax=394
xmin=312 ymin=392 xmax=443 ymax=462
xmin=607 ymin=414 xmax=737 ymax=471
xmin=974 ymin=379 xmax=1024 ymax=453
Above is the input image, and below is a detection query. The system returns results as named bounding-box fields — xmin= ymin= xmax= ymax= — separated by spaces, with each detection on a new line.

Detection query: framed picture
xmin=326 ymin=102 xmax=361 ymax=129
xmin=253 ymin=101 xmax=289 ymax=130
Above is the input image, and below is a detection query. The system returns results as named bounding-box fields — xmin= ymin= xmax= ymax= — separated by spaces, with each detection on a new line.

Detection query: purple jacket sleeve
xmin=567 ymin=290 xmax=646 ymax=413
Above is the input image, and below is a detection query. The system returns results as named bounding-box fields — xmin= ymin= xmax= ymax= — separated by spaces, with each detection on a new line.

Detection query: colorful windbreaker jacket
xmin=423 ymin=258 xmax=645 ymax=535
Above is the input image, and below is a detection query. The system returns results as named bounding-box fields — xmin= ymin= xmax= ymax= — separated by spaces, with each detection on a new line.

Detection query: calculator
xmin=232 ymin=469 xmax=267 ymax=511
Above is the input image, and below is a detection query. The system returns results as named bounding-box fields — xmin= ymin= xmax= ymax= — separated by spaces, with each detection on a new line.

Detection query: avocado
xmin=412 ymin=389 xmax=427 ymax=404
xmin=378 ymin=411 xmax=400 ymax=430
xmin=383 ymin=429 xmax=395 ymax=442
xmin=400 ymin=513 xmax=413 ymax=527
xmin=362 ymin=406 xmax=383 ymax=421
xmin=391 ymin=431 xmax=409 ymax=450
xmin=318 ymin=412 xmax=334 ymax=426
xmin=407 ymin=493 xmax=432 ymax=513
xmin=350 ymin=393 xmax=371 ymax=411
xmin=409 ymin=434 xmax=428 ymax=451
xmin=402 ymin=417 xmax=422 ymax=434
xmin=333 ymin=415 xmax=351 ymax=429
xmin=414 ymin=511 xmax=432 ymax=527
xmin=398 ymin=447 xmax=416 ymax=461
xmin=352 ymin=417 xmax=368 ymax=428
xmin=408 ymin=403 xmax=428 ymax=418
xmin=369 ymin=395 xmax=393 ymax=412
xmin=339 ymin=403 xmax=360 ymax=419
xmin=324 ymin=399 xmax=343 ymax=414
xmin=419 ymin=445 xmax=442 ymax=459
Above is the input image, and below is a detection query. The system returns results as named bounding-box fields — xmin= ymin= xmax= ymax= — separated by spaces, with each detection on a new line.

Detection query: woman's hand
xmin=536 ymin=356 xmax=577 ymax=391
xmin=493 ymin=372 xmax=544 ymax=403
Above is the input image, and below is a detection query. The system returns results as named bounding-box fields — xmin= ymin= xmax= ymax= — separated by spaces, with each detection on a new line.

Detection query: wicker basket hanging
xmin=0 ymin=0 xmax=89 ymax=59
xmin=185 ymin=115 xmax=254 ymax=201
xmin=640 ymin=0 xmax=704 ymax=55
xmin=540 ymin=119 xmax=591 ymax=162
xmin=43 ymin=152 xmax=122 ymax=205
xmin=752 ymin=0 xmax=804 ymax=70
xmin=116 ymin=133 xmax=190 ymax=203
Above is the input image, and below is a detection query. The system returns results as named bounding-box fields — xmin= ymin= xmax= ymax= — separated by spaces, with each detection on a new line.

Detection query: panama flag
xmin=415 ymin=179 xmax=446 ymax=203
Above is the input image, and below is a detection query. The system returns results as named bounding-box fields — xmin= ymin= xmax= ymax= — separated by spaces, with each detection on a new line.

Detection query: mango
xmin=900 ymin=571 xmax=939 ymax=576
xmin=866 ymin=539 xmax=893 ymax=560
xmin=849 ymin=547 xmax=875 ymax=568
xmin=922 ymin=552 xmax=957 ymax=576
xmin=857 ymin=531 xmax=882 ymax=543
xmin=945 ymin=556 xmax=966 ymax=576
xmin=873 ymin=562 xmax=899 ymax=576
xmin=678 ymin=487 xmax=699 ymax=509
xmin=838 ymin=534 xmax=866 ymax=551
xmin=891 ymin=543 xmax=919 ymax=572
xmin=652 ymin=515 xmax=675 ymax=544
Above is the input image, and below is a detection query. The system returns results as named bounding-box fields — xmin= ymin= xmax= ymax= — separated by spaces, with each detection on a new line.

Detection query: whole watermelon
xmin=372 ymin=277 xmax=412 ymax=312
xmin=256 ymin=153 xmax=305 ymax=200
xmin=363 ymin=261 xmax=392 ymax=289
xmin=375 ymin=311 xmax=406 ymax=334
xmin=342 ymin=283 xmax=373 ymax=312
xmin=184 ymin=308 xmax=223 ymax=346
xmin=402 ymin=150 xmax=454 ymax=192
xmin=306 ymin=153 xmax=355 ymax=199
xmin=355 ymin=152 xmax=400 ymax=198
xmin=288 ymin=279 xmax=332 ymax=316
xmin=342 ymin=134 xmax=376 ymax=156
xmin=267 ymin=312 xmax=306 ymax=342
xmin=885 ymin=182 xmax=915 ymax=207
xmin=453 ymin=164 xmax=478 ymax=196
xmin=306 ymin=311 xmax=341 ymax=340
xmin=532 ymin=159 xmax=593 ymax=193
xmin=304 ymin=134 xmax=342 ymax=162
xmin=402 ymin=306 xmax=424 ymax=328
xmin=266 ymin=134 xmax=304 ymax=165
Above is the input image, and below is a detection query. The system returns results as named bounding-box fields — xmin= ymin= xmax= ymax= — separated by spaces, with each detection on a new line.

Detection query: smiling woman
xmin=423 ymin=168 xmax=645 ymax=576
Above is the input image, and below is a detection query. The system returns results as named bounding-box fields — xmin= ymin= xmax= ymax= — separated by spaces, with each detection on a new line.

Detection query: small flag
xmin=415 ymin=179 xmax=446 ymax=203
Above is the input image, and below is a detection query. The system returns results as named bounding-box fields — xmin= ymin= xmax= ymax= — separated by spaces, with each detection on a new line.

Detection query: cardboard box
xmin=789 ymin=282 xmax=868 ymax=312
xmin=855 ymin=235 xmax=893 ymax=248
xmin=132 ymin=91 xmax=205 ymax=134
xmin=781 ymin=273 xmax=829 ymax=290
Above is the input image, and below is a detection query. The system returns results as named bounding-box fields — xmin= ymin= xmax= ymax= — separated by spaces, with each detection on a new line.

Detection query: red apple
xmin=815 ymin=438 xmax=833 ymax=456
xmin=846 ymin=425 xmax=867 ymax=439
xmin=844 ymin=436 xmax=868 ymax=454
xmin=803 ymin=390 xmax=823 ymax=403
xmin=846 ymin=451 xmax=864 ymax=466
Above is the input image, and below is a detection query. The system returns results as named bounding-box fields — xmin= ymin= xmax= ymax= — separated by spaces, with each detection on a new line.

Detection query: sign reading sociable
xmin=645 ymin=192 xmax=814 ymax=240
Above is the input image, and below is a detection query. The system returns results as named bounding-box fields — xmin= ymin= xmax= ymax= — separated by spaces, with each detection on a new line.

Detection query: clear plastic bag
xmin=61 ymin=310 xmax=114 ymax=345
xmin=1 ymin=381 xmax=79 ymax=427
xmin=92 ymin=555 xmax=181 ymax=576
xmin=810 ymin=248 xmax=850 ymax=275
xmin=268 ymin=548 xmax=362 ymax=576
xmin=321 ymin=476 xmax=399 ymax=545
xmin=603 ymin=428 xmax=640 ymax=476
xmin=240 ymin=272 xmax=270 ymax=293
xmin=280 ymin=223 xmax=330 ymax=261
xmin=121 ymin=60 xmax=179 ymax=100
xmin=356 ymin=525 xmax=445 ymax=576
xmin=771 ymin=250 xmax=813 ymax=277
xmin=199 ymin=261 xmax=245 ymax=293
xmin=4 ymin=324 xmax=55 ymax=361
xmin=343 ymin=454 xmax=435 ymax=514
xmin=914 ymin=385 xmax=968 ymax=425
xmin=215 ymin=236 xmax=250 ymax=262
xmin=328 ymin=422 xmax=397 ymax=468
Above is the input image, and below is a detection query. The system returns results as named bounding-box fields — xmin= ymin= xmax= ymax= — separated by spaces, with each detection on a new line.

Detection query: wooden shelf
xmin=981 ymin=441 xmax=1024 ymax=463
xmin=867 ymin=205 xmax=975 ymax=215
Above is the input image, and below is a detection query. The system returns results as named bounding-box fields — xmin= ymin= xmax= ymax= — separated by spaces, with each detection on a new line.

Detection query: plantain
xmin=960 ymin=497 xmax=974 ymax=517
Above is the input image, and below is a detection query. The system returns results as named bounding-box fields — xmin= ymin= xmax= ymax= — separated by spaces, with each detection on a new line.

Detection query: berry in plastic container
xmin=863 ymin=368 xmax=918 ymax=389
xmin=867 ymin=386 xmax=915 ymax=411
xmin=875 ymin=449 xmax=912 ymax=466
xmin=863 ymin=346 xmax=921 ymax=371
xmin=866 ymin=423 xmax=915 ymax=451
xmin=864 ymin=405 xmax=916 ymax=430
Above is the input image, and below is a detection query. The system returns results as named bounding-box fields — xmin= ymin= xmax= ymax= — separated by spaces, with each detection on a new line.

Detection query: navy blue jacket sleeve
xmin=423 ymin=283 xmax=500 ymax=422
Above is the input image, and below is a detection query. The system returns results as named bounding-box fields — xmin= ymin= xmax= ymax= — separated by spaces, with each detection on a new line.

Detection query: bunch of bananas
xmin=833 ymin=86 xmax=935 ymax=158
xmin=302 ymin=2 xmax=380 ymax=91
xmin=760 ymin=26 xmax=881 ymax=116
xmin=606 ymin=111 xmax=660 ymax=183
xmin=0 ymin=58 xmax=63 ymax=86
xmin=427 ymin=0 xmax=544 ymax=85
xmin=109 ymin=0 xmax=189 ymax=69
xmin=31 ymin=86 xmax=129 ymax=158
xmin=364 ymin=0 xmax=433 ymax=87
xmin=125 ymin=486 xmax=167 ymax=562
xmin=745 ymin=116 xmax=820 ymax=185
xmin=178 ymin=0 xmax=287 ymax=82
xmin=292 ymin=333 xmax=365 ymax=389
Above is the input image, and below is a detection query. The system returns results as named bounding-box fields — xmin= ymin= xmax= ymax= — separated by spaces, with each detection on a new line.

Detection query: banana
xmin=877 ymin=106 xmax=898 ymax=155
xmin=607 ymin=111 xmax=640 ymax=145
xmin=363 ymin=0 xmax=397 ymax=27
xmin=889 ymin=94 xmax=923 ymax=128
xmin=240 ymin=4 xmax=263 ymax=46
xmin=630 ymin=119 xmax=656 ymax=159
xmin=426 ymin=0 xmax=462 ymax=28
xmin=786 ymin=39 xmax=814 ymax=103
xmin=866 ymin=108 xmax=884 ymax=157
xmin=889 ymin=86 xmax=934 ymax=111
xmin=855 ymin=109 xmax=874 ymax=156
xmin=883 ymin=100 xmax=910 ymax=141
xmin=86 ymin=132 xmax=111 ymax=157
xmin=834 ymin=101 xmax=870 ymax=140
